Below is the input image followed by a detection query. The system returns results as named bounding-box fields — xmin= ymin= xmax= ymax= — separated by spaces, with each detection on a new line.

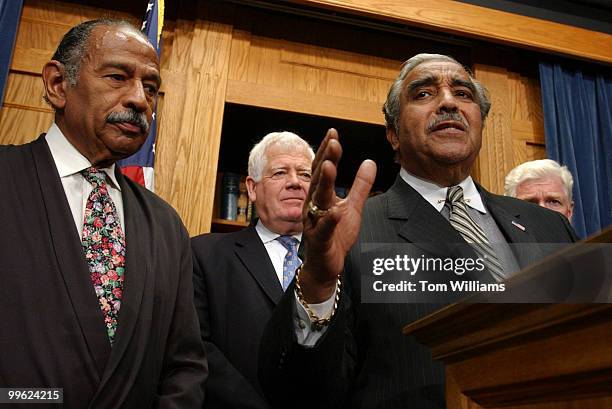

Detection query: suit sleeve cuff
xmin=293 ymin=286 xmax=337 ymax=347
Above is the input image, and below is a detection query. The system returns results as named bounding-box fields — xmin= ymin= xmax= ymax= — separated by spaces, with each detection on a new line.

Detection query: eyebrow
xmin=270 ymin=165 xmax=312 ymax=170
xmin=406 ymin=74 xmax=437 ymax=95
xmin=406 ymin=74 xmax=477 ymax=95
xmin=103 ymin=61 xmax=162 ymax=87
xmin=451 ymin=77 xmax=477 ymax=94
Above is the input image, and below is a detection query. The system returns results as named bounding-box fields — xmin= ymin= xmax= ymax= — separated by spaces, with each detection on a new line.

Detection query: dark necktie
xmin=81 ymin=167 xmax=126 ymax=344
xmin=276 ymin=235 xmax=300 ymax=291
xmin=446 ymin=186 xmax=504 ymax=281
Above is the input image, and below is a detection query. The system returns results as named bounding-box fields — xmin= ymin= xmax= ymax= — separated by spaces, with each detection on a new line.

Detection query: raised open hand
xmin=299 ymin=129 xmax=377 ymax=303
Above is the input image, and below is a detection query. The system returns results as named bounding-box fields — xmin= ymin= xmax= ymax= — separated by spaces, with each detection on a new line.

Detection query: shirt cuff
xmin=293 ymin=286 xmax=338 ymax=347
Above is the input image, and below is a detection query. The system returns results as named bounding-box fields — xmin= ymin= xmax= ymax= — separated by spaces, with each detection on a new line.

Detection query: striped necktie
xmin=446 ymin=186 xmax=504 ymax=281
xmin=276 ymin=235 xmax=300 ymax=291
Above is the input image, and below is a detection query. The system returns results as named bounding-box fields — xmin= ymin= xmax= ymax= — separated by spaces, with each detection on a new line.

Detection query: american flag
xmin=118 ymin=0 xmax=164 ymax=191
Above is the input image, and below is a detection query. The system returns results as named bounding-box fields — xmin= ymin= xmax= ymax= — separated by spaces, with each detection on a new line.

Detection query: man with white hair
xmin=505 ymin=159 xmax=574 ymax=221
xmin=192 ymin=131 xmax=314 ymax=408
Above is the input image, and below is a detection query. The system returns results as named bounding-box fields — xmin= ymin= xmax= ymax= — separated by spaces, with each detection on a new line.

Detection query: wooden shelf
xmin=211 ymin=218 xmax=249 ymax=233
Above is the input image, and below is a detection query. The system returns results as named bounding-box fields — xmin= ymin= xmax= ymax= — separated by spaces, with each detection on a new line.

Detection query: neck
xmin=262 ymin=220 xmax=302 ymax=236
xmin=55 ymin=117 xmax=116 ymax=168
xmin=404 ymin=163 xmax=472 ymax=187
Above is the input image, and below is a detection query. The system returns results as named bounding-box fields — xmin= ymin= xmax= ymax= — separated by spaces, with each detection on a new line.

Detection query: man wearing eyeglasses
xmin=192 ymin=131 xmax=314 ymax=408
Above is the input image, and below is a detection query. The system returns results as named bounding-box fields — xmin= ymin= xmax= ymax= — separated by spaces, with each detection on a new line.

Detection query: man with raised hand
xmin=259 ymin=54 xmax=577 ymax=409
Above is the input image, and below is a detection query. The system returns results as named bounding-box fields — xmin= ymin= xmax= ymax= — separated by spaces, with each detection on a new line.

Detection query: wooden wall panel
xmin=226 ymin=8 xmax=403 ymax=124
xmin=228 ymin=33 xmax=395 ymax=118
xmin=0 ymin=107 xmax=53 ymax=145
xmin=513 ymin=140 xmax=546 ymax=168
xmin=21 ymin=0 xmax=137 ymax=25
xmin=4 ymin=72 xmax=48 ymax=110
xmin=225 ymin=79 xmax=384 ymax=125
xmin=0 ymin=72 xmax=53 ymax=146
xmin=472 ymin=48 xmax=547 ymax=194
xmin=291 ymin=0 xmax=612 ymax=63
xmin=14 ymin=19 xmax=68 ymax=53
xmin=510 ymin=73 xmax=544 ymax=137
xmin=154 ymin=3 xmax=234 ymax=235
xmin=472 ymin=63 xmax=514 ymax=194
xmin=508 ymin=66 xmax=547 ymax=184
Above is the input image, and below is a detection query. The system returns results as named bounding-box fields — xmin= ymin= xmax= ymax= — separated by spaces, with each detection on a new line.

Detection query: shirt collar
xmin=399 ymin=168 xmax=486 ymax=214
xmin=45 ymin=123 xmax=121 ymax=191
xmin=256 ymin=219 xmax=303 ymax=244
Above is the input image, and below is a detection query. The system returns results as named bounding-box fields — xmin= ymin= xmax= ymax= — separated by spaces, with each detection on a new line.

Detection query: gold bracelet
xmin=294 ymin=265 xmax=341 ymax=332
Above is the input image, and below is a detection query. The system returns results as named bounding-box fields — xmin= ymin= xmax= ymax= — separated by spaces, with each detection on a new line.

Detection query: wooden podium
xmin=403 ymin=228 xmax=612 ymax=409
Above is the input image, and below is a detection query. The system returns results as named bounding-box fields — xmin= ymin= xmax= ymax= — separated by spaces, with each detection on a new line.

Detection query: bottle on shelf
xmin=220 ymin=172 xmax=241 ymax=221
xmin=236 ymin=181 xmax=248 ymax=223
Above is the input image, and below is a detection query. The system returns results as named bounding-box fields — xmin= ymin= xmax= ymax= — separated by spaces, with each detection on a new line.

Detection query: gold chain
xmin=294 ymin=265 xmax=341 ymax=332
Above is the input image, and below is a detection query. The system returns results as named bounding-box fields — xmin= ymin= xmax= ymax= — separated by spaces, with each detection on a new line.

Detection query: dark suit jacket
xmin=259 ymin=176 xmax=578 ymax=409
xmin=192 ymin=226 xmax=281 ymax=409
xmin=0 ymin=136 xmax=207 ymax=408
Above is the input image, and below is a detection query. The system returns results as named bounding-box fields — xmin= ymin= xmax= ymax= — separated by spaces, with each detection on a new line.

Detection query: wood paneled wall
xmin=154 ymin=4 xmax=234 ymax=237
xmin=291 ymin=0 xmax=612 ymax=64
xmin=473 ymin=49 xmax=546 ymax=193
xmin=2 ymin=0 xmax=549 ymax=235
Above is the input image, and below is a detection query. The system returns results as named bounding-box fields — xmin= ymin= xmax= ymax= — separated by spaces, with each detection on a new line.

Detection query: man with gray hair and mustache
xmin=0 ymin=19 xmax=206 ymax=408
xmin=258 ymin=54 xmax=577 ymax=409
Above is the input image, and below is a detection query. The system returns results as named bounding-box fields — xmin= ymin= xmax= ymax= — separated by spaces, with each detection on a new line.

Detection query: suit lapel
xmin=95 ymin=171 xmax=149 ymax=389
xmin=384 ymin=177 xmax=546 ymax=274
xmin=31 ymin=135 xmax=111 ymax=378
xmin=235 ymin=227 xmax=283 ymax=305
xmin=479 ymin=187 xmax=544 ymax=267
xmin=385 ymin=176 xmax=465 ymax=257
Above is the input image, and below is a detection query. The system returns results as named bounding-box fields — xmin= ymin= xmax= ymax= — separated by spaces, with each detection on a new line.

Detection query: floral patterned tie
xmin=81 ymin=167 xmax=126 ymax=345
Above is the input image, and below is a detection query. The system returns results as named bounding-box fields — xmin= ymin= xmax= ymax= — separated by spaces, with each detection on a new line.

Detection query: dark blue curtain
xmin=539 ymin=61 xmax=612 ymax=239
xmin=0 ymin=0 xmax=23 ymax=104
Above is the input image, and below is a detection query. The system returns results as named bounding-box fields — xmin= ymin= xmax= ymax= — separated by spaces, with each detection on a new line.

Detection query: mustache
xmin=107 ymin=109 xmax=149 ymax=134
xmin=426 ymin=112 xmax=468 ymax=133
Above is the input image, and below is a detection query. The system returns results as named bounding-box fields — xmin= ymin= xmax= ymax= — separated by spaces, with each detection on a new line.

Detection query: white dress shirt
xmin=255 ymin=220 xmax=302 ymax=286
xmin=399 ymin=168 xmax=487 ymax=214
xmin=45 ymin=123 xmax=125 ymax=236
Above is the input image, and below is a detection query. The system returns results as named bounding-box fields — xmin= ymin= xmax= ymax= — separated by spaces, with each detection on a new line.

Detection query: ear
xmin=42 ymin=61 xmax=68 ymax=111
xmin=386 ymin=127 xmax=400 ymax=152
xmin=245 ymin=176 xmax=257 ymax=203
xmin=567 ymin=201 xmax=574 ymax=221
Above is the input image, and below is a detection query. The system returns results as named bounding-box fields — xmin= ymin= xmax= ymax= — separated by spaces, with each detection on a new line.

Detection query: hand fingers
xmin=309 ymin=206 xmax=341 ymax=247
xmin=347 ymin=159 xmax=377 ymax=213
xmin=308 ymin=129 xmax=342 ymax=208
xmin=312 ymin=159 xmax=337 ymax=210
xmin=311 ymin=128 xmax=337 ymax=172
xmin=309 ymin=129 xmax=338 ymax=193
